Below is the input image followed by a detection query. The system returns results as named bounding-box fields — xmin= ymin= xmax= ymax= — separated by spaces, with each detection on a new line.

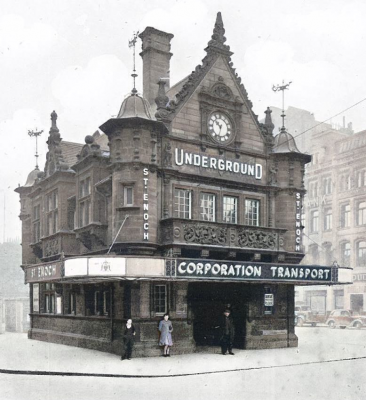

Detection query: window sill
xmin=116 ymin=206 xmax=140 ymax=211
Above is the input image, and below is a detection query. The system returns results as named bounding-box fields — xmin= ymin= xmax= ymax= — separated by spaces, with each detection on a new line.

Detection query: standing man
xmin=121 ymin=319 xmax=136 ymax=360
xmin=220 ymin=309 xmax=235 ymax=355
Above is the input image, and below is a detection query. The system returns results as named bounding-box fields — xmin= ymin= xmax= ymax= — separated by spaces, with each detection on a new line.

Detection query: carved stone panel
xmin=237 ymin=229 xmax=277 ymax=250
xmin=183 ymin=223 xmax=227 ymax=245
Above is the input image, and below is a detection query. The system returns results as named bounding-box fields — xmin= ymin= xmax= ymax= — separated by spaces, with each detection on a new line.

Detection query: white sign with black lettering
xmin=264 ymin=293 xmax=274 ymax=306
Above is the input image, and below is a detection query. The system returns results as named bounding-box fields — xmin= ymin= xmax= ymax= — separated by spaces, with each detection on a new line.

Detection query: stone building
xmin=15 ymin=13 xmax=350 ymax=357
xmin=269 ymin=106 xmax=365 ymax=316
xmin=300 ymin=126 xmax=366 ymax=315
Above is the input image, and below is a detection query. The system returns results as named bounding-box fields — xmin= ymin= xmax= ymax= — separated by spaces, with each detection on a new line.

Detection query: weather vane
xmin=28 ymin=129 xmax=43 ymax=169
xmin=272 ymin=80 xmax=292 ymax=131
xmin=128 ymin=31 xmax=139 ymax=94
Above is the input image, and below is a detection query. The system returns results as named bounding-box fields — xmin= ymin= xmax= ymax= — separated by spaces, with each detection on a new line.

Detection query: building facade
xmin=15 ymin=14 xmax=349 ymax=357
xmin=269 ymin=106 xmax=365 ymax=316
xmin=300 ymin=128 xmax=366 ymax=315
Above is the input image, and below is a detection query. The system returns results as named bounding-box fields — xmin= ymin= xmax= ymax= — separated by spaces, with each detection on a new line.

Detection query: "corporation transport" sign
xmin=167 ymin=259 xmax=334 ymax=283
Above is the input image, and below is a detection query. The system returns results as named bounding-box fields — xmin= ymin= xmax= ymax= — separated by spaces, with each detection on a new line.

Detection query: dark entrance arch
xmin=187 ymin=282 xmax=249 ymax=349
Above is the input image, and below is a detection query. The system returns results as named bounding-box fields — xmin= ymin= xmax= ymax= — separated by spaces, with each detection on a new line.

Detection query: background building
xmin=270 ymin=106 xmax=366 ymax=316
xmin=0 ymin=240 xmax=29 ymax=333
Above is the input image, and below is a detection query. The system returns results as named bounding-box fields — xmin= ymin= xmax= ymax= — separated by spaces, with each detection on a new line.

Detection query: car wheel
xmin=297 ymin=318 xmax=304 ymax=327
xmin=311 ymin=323 xmax=317 ymax=327
xmin=328 ymin=321 xmax=335 ymax=328
xmin=354 ymin=322 xmax=362 ymax=329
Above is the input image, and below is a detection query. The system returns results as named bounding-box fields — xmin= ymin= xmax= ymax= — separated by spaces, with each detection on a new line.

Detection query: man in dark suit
xmin=220 ymin=309 xmax=235 ymax=355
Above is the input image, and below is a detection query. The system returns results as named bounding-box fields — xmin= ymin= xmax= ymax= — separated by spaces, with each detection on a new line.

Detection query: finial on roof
xmin=205 ymin=12 xmax=232 ymax=57
xmin=50 ymin=110 xmax=59 ymax=131
xmin=264 ymin=107 xmax=274 ymax=135
xmin=128 ymin=31 xmax=139 ymax=95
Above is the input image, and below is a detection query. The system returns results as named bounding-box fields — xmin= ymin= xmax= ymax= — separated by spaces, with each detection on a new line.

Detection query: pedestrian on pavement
xmin=219 ymin=309 xmax=235 ymax=355
xmin=158 ymin=313 xmax=173 ymax=357
xmin=121 ymin=319 xmax=136 ymax=360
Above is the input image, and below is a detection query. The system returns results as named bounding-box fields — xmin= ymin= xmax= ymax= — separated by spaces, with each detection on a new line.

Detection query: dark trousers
xmin=123 ymin=337 xmax=134 ymax=359
xmin=220 ymin=334 xmax=233 ymax=354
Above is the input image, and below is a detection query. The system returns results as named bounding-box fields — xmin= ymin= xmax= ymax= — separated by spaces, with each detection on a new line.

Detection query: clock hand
xmin=216 ymin=121 xmax=222 ymax=134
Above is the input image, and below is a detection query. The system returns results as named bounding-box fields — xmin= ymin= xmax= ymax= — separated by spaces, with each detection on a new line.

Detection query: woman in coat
xmin=158 ymin=313 xmax=173 ymax=357
xmin=121 ymin=319 xmax=136 ymax=360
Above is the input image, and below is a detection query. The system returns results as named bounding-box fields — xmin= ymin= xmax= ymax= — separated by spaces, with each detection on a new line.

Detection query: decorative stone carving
xmin=237 ymin=229 xmax=277 ymax=249
xmin=269 ymin=163 xmax=278 ymax=186
xmin=133 ymin=130 xmax=141 ymax=161
xmin=289 ymin=160 xmax=294 ymax=186
xmin=77 ymin=133 xmax=102 ymax=161
xmin=165 ymin=259 xmax=177 ymax=276
xmin=44 ymin=111 xmax=70 ymax=177
xmin=183 ymin=224 xmax=227 ymax=245
xmin=44 ymin=238 xmax=59 ymax=257
xmin=163 ymin=140 xmax=172 ymax=167
xmin=212 ymin=83 xmax=233 ymax=100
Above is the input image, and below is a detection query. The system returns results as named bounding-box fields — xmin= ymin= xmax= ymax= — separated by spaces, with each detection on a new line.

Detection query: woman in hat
xmin=158 ymin=313 xmax=173 ymax=357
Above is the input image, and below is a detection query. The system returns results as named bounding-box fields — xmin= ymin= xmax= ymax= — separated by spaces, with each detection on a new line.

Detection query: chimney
xmin=139 ymin=27 xmax=174 ymax=107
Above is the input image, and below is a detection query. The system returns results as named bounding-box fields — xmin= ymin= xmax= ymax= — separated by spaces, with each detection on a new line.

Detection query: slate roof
xmin=60 ymin=141 xmax=84 ymax=167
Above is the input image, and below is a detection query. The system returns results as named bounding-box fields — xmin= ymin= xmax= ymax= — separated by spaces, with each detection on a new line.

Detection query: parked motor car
xmin=294 ymin=305 xmax=324 ymax=327
xmin=325 ymin=309 xmax=366 ymax=329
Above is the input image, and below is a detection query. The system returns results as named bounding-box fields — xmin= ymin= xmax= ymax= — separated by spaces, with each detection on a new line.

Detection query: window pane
xmin=200 ymin=193 xmax=215 ymax=222
xmin=125 ymin=187 xmax=133 ymax=205
xmin=357 ymin=241 xmax=366 ymax=267
xmin=324 ymin=209 xmax=332 ymax=231
xmin=174 ymin=189 xmax=191 ymax=219
xmin=311 ymin=210 xmax=319 ymax=233
xmin=340 ymin=204 xmax=350 ymax=228
xmin=357 ymin=202 xmax=366 ymax=226
xmin=245 ymin=199 xmax=260 ymax=226
xmin=223 ymin=196 xmax=237 ymax=224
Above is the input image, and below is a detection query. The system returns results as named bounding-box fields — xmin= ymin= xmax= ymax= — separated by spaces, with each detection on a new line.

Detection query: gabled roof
xmin=158 ymin=12 xmax=256 ymax=125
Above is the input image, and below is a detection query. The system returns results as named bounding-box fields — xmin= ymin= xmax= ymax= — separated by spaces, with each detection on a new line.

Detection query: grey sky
xmin=1 ymin=0 xmax=365 ymax=241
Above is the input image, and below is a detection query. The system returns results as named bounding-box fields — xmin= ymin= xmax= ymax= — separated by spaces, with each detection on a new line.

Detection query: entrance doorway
xmin=187 ymin=282 xmax=248 ymax=349
xmin=350 ymin=294 xmax=364 ymax=314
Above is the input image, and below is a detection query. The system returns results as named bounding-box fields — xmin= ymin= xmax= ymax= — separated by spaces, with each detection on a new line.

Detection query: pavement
xmin=1 ymin=327 xmax=366 ymax=377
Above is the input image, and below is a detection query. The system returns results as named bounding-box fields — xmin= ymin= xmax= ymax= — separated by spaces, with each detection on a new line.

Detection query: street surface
xmin=1 ymin=327 xmax=366 ymax=400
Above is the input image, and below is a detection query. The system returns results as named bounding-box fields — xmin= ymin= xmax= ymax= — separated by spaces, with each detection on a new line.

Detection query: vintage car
xmin=294 ymin=305 xmax=324 ymax=327
xmin=325 ymin=309 xmax=366 ymax=329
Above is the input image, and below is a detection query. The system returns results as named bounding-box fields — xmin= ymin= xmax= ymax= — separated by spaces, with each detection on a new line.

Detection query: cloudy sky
xmin=1 ymin=0 xmax=366 ymax=241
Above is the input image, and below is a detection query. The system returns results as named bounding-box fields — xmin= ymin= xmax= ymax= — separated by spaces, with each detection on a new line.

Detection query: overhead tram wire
xmin=272 ymin=96 xmax=366 ymax=150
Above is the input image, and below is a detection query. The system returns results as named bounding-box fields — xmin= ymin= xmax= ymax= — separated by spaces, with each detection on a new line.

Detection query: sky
xmin=1 ymin=0 xmax=366 ymax=242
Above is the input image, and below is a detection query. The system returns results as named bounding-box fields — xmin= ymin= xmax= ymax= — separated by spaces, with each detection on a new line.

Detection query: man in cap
xmin=220 ymin=309 xmax=235 ymax=355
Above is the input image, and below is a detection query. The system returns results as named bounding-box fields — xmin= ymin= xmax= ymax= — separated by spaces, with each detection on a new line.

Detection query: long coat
xmin=158 ymin=320 xmax=173 ymax=346
xmin=219 ymin=315 xmax=235 ymax=342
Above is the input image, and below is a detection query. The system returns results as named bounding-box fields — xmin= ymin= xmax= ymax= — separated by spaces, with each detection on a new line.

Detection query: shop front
xmin=24 ymin=256 xmax=352 ymax=356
